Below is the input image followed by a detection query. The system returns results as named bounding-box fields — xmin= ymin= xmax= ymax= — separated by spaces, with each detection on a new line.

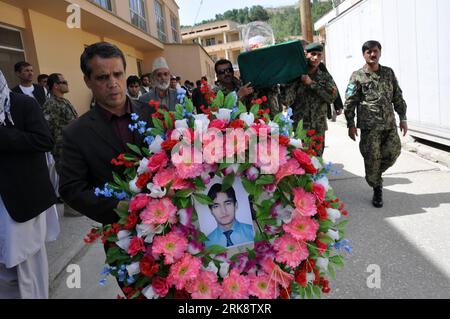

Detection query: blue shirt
xmin=206 ymin=220 xmax=254 ymax=248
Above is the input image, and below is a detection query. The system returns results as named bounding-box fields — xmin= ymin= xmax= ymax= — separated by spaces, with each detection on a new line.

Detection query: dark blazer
xmin=12 ymin=84 xmax=47 ymax=107
xmin=59 ymin=99 xmax=154 ymax=225
xmin=0 ymin=93 xmax=57 ymax=223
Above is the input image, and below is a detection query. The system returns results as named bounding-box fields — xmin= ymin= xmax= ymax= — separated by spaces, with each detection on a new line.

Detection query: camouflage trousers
xmin=359 ymin=129 xmax=401 ymax=188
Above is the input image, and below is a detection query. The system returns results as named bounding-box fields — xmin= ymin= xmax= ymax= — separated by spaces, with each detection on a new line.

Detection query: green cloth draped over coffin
xmin=238 ymin=40 xmax=308 ymax=89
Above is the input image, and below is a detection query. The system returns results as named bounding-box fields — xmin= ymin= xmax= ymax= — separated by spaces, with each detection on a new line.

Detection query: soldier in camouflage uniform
xmin=344 ymin=40 xmax=408 ymax=208
xmin=42 ymin=73 xmax=78 ymax=173
xmin=281 ymin=43 xmax=338 ymax=157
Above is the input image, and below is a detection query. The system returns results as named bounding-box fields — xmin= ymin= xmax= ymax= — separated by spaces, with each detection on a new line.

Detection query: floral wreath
xmin=85 ymin=81 xmax=351 ymax=299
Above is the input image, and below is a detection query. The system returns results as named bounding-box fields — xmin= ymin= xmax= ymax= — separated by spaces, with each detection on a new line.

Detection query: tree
xmin=249 ymin=5 xmax=270 ymax=22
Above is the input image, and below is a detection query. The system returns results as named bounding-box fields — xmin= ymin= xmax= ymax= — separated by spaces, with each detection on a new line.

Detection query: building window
xmin=0 ymin=25 xmax=25 ymax=88
xmin=129 ymin=0 xmax=148 ymax=32
xmin=170 ymin=14 xmax=179 ymax=43
xmin=93 ymin=0 xmax=113 ymax=11
xmin=205 ymin=38 xmax=216 ymax=46
xmin=154 ymin=0 xmax=166 ymax=42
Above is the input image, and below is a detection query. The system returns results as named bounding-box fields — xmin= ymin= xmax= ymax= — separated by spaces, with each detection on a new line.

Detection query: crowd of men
xmin=0 ymin=39 xmax=408 ymax=299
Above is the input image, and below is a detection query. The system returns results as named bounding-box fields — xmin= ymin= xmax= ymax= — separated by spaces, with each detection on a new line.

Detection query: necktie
xmin=223 ymin=230 xmax=234 ymax=247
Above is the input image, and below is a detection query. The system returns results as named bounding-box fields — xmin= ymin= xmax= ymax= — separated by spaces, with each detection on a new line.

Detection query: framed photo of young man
xmin=194 ymin=176 xmax=255 ymax=250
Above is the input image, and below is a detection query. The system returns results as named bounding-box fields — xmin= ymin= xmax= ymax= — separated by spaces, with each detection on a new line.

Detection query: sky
xmin=177 ymin=0 xmax=299 ymax=26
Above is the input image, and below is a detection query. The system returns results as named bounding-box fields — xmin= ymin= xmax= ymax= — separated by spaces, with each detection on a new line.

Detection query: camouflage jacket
xmin=281 ymin=68 xmax=338 ymax=132
xmin=344 ymin=65 xmax=407 ymax=130
xmin=42 ymin=95 xmax=78 ymax=167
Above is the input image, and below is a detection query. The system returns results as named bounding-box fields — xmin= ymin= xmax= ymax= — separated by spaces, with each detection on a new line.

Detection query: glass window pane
xmin=93 ymin=0 xmax=112 ymax=11
xmin=0 ymin=48 xmax=26 ymax=88
xmin=0 ymin=27 xmax=23 ymax=49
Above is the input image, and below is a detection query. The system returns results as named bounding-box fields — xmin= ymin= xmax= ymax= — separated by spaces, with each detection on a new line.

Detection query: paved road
xmin=50 ymin=120 xmax=450 ymax=299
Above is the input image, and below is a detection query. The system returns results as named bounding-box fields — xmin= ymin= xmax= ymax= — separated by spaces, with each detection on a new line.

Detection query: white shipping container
xmin=322 ymin=0 xmax=450 ymax=146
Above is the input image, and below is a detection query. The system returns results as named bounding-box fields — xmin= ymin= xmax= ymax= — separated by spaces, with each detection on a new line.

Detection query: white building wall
xmin=324 ymin=0 xmax=450 ymax=145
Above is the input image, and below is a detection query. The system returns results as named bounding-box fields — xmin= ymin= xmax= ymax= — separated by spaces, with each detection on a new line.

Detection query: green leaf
xmin=337 ymin=220 xmax=349 ymax=230
xmin=241 ymin=177 xmax=255 ymax=196
xmin=305 ymin=284 xmax=313 ymax=299
xmin=221 ymin=173 xmax=235 ymax=192
xmin=330 ymin=255 xmax=344 ymax=267
xmin=175 ymin=189 xmax=194 ymax=198
xmin=224 ymin=92 xmax=237 ymax=108
xmin=185 ymin=98 xmax=195 ymax=114
xmin=255 ymin=175 xmax=275 ymax=186
xmin=164 ymin=112 xmax=173 ymax=130
xmin=152 ymin=118 xmax=164 ymax=132
xmin=197 ymin=232 xmax=208 ymax=243
xmin=203 ymin=245 xmax=227 ymax=255
xmin=141 ymin=147 xmax=150 ymax=157
xmin=312 ymin=285 xmax=322 ymax=299
xmin=318 ymin=235 xmax=335 ymax=245
xmin=328 ymin=264 xmax=336 ymax=279
xmin=126 ymin=144 xmax=142 ymax=156
xmin=218 ymin=162 xmax=233 ymax=171
xmin=212 ymin=91 xmax=225 ymax=108
xmin=295 ymin=120 xmax=306 ymax=140
xmin=193 ymin=193 xmax=214 ymax=205
xmin=318 ymin=220 xmax=333 ymax=233
xmin=249 ymin=104 xmax=260 ymax=117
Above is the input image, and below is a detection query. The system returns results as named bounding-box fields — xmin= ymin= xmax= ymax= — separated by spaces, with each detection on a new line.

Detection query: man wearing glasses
xmin=42 ymin=73 xmax=78 ymax=176
xmin=214 ymin=59 xmax=254 ymax=100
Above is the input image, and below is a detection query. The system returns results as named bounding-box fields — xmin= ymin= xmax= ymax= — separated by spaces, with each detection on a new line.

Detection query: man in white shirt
xmin=11 ymin=61 xmax=47 ymax=107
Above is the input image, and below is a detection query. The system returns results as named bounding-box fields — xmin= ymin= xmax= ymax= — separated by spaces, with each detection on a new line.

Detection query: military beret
xmin=305 ymin=43 xmax=324 ymax=53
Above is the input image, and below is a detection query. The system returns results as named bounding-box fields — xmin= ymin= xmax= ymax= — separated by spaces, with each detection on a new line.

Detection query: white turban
xmin=152 ymin=57 xmax=169 ymax=73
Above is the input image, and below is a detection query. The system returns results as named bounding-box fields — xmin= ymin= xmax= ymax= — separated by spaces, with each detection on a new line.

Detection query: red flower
xmin=161 ymin=139 xmax=179 ymax=152
xmin=128 ymin=236 xmax=146 ymax=257
xmin=136 ymin=172 xmax=152 ymax=189
xmin=280 ymin=284 xmax=292 ymax=299
xmin=261 ymin=96 xmax=268 ymax=103
xmin=295 ymin=269 xmax=307 ymax=288
xmin=111 ymin=154 xmax=135 ymax=168
xmin=279 ymin=135 xmax=290 ymax=146
xmin=147 ymin=152 xmax=169 ymax=173
xmin=229 ymin=119 xmax=245 ymax=129
xmin=306 ymin=130 xmax=316 ymax=136
xmin=316 ymin=240 xmax=327 ymax=255
xmin=317 ymin=204 xmax=328 ymax=221
xmin=152 ymin=276 xmax=169 ymax=297
xmin=140 ymin=255 xmax=159 ymax=278
xmin=209 ymin=119 xmax=228 ymax=131
xmin=124 ymin=212 xmax=139 ymax=230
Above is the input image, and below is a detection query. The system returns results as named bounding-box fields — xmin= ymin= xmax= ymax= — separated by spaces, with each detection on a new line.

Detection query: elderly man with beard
xmin=139 ymin=57 xmax=177 ymax=111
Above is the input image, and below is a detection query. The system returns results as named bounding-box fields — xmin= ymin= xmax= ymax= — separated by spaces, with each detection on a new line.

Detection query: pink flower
xmin=167 ymin=254 xmax=202 ymax=290
xmin=209 ymin=119 xmax=228 ymax=131
xmin=255 ymin=139 xmax=288 ymax=174
xmin=172 ymin=148 xmax=204 ymax=179
xmin=153 ymin=167 xmax=193 ymax=190
xmin=147 ymin=152 xmax=169 ymax=173
xmin=220 ymin=269 xmax=250 ymax=299
xmin=186 ymin=271 xmax=222 ymax=299
xmin=245 ymin=166 xmax=259 ymax=181
xmin=292 ymin=149 xmax=318 ymax=174
xmin=152 ymin=232 xmax=188 ymax=265
xmin=275 ymin=159 xmax=305 ymax=185
xmin=129 ymin=194 xmax=149 ymax=212
xmin=283 ymin=216 xmax=319 ymax=242
xmin=260 ymin=258 xmax=295 ymax=289
xmin=248 ymin=274 xmax=279 ymax=299
xmin=152 ymin=276 xmax=169 ymax=297
xmin=128 ymin=236 xmax=146 ymax=257
xmin=274 ymin=234 xmax=309 ymax=268
xmin=140 ymin=198 xmax=177 ymax=225
xmin=263 ymin=183 xmax=277 ymax=193
xmin=313 ymin=183 xmax=326 ymax=203
xmin=292 ymin=188 xmax=317 ymax=217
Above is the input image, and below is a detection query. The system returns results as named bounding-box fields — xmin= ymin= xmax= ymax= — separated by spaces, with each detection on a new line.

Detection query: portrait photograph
xmin=194 ymin=176 xmax=256 ymax=250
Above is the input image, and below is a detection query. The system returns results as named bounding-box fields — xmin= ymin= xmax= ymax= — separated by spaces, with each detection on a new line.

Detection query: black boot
xmin=372 ymin=186 xmax=383 ymax=208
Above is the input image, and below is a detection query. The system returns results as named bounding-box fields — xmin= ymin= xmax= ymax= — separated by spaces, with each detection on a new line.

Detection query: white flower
xmin=149 ymin=135 xmax=164 ymax=154
xmin=219 ymin=262 xmax=230 ymax=278
xmin=204 ymin=261 xmax=219 ymax=274
xmin=136 ymin=223 xmax=163 ymax=244
xmin=239 ymin=112 xmax=255 ymax=126
xmin=327 ymin=208 xmax=342 ymax=223
xmin=142 ymin=285 xmax=159 ymax=299
xmin=327 ymin=229 xmax=340 ymax=241
xmin=116 ymin=237 xmax=131 ymax=251
xmin=177 ymin=208 xmax=191 ymax=226
xmin=175 ymin=119 xmax=189 ymax=130
xmin=126 ymin=262 xmax=141 ymax=276
xmin=129 ymin=177 xmax=142 ymax=194
xmin=315 ymin=175 xmax=331 ymax=192
xmin=268 ymin=121 xmax=280 ymax=135
xmin=147 ymin=183 xmax=167 ymax=198
xmin=137 ymin=158 xmax=150 ymax=175
xmin=316 ymin=257 xmax=329 ymax=272
xmin=117 ymin=230 xmax=132 ymax=240
xmin=273 ymin=203 xmax=294 ymax=224
xmin=193 ymin=114 xmax=210 ymax=133
xmin=311 ymin=157 xmax=322 ymax=170
xmin=289 ymin=138 xmax=303 ymax=149
xmin=213 ymin=108 xmax=232 ymax=123
xmin=306 ymin=272 xmax=316 ymax=283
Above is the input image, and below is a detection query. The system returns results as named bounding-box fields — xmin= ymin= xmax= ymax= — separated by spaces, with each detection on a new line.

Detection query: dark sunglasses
xmin=57 ymin=81 xmax=68 ymax=85
xmin=217 ymin=67 xmax=234 ymax=75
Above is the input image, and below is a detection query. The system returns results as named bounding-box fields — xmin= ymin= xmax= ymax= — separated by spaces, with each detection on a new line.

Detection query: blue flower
xmin=99 ymin=278 xmax=108 ymax=286
xmin=138 ymin=121 xmax=147 ymax=128
xmin=138 ymin=127 xmax=146 ymax=135
xmin=114 ymin=191 xmax=128 ymax=201
xmin=94 ymin=188 xmax=101 ymax=197
xmin=127 ymin=276 xmax=136 ymax=285
xmin=144 ymin=136 xmax=155 ymax=146
xmin=131 ymin=113 xmax=139 ymax=121
xmin=101 ymin=266 xmax=111 ymax=276
xmin=118 ymin=270 xmax=126 ymax=282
